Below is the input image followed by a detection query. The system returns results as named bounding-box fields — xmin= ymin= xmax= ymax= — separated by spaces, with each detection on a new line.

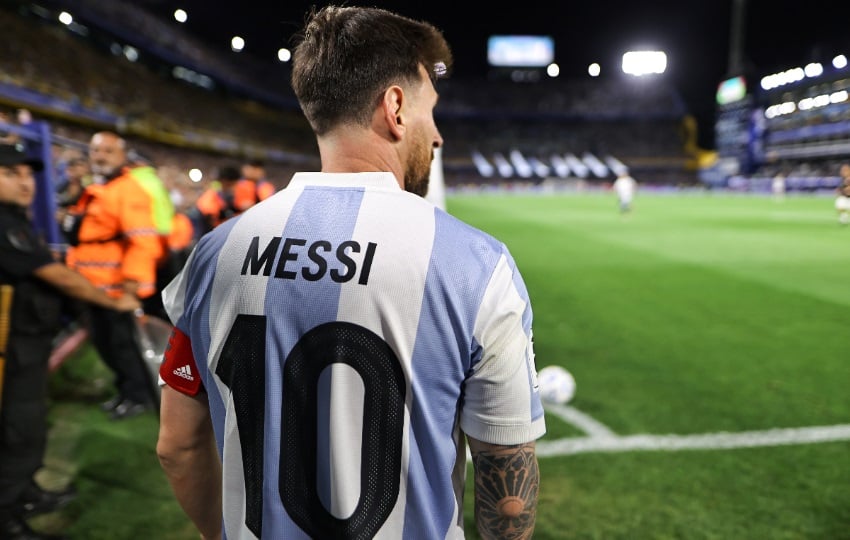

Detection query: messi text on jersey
xmin=241 ymin=236 xmax=377 ymax=285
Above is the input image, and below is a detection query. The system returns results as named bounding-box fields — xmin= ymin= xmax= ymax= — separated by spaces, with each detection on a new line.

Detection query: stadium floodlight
xmin=834 ymin=55 xmax=848 ymax=69
xmin=231 ymin=36 xmax=245 ymax=52
xmin=58 ymin=11 xmax=73 ymax=25
xmin=804 ymin=62 xmax=823 ymax=78
xmin=546 ymin=63 xmax=560 ymax=78
xmin=588 ymin=63 xmax=601 ymax=77
xmin=189 ymin=169 xmax=203 ymax=183
xmin=123 ymin=45 xmax=139 ymax=62
xmin=278 ymin=48 xmax=291 ymax=62
xmin=622 ymin=50 xmax=667 ymax=76
xmin=173 ymin=9 xmax=187 ymax=23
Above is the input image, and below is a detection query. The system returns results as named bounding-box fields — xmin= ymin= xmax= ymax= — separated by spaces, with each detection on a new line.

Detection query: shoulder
xmin=433 ymin=207 xmax=510 ymax=264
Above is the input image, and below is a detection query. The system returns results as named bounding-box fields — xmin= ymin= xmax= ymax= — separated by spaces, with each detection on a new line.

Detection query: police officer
xmin=0 ymin=144 xmax=140 ymax=540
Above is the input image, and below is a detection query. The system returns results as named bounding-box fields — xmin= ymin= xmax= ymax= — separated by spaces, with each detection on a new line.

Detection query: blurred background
xmin=3 ymin=0 xmax=850 ymax=222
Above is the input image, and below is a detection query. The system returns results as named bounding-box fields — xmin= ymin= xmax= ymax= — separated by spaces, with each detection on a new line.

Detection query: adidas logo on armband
xmin=173 ymin=365 xmax=194 ymax=381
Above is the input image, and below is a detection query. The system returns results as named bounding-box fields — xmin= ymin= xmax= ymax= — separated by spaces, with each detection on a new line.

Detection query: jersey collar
xmin=287 ymin=172 xmax=401 ymax=191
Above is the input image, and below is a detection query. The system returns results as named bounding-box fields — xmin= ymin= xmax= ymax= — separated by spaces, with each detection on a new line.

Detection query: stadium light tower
xmin=727 ymin=0 xmax=746 ymax=76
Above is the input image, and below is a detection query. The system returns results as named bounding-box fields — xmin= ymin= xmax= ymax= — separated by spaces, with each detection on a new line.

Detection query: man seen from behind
xmin=156 ymin=6 xmax=545 ymax=540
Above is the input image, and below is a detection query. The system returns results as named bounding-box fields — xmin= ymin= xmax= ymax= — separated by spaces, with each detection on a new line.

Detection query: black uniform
xmin=0 ymin=203 xmax=64 ymax=511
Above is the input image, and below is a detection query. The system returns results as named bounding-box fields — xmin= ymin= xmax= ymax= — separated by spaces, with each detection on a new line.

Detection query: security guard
xmin=64 ymin=131 xmax=168 ymax=420
xmin=0 ymin=144 xmax=140 ymax=540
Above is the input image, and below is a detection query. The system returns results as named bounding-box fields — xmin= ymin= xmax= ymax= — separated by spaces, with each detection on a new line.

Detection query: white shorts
xmin=836 ymin=196 xmax=850 ymax=211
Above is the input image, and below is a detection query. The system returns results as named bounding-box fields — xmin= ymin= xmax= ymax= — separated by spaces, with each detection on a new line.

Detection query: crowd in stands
xmin=40 ymin=0 xmax=296 ymax=108
xmin=2 ymin=0 xmax=705 ymax=192
xmin=436 ymin=76 xmax=687 ymax=120
xmin=0 ymin=3 xmax=317 ymax=162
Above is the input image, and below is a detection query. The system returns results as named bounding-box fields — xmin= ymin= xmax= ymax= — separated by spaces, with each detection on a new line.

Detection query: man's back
xmin=163 ymin=172 xmax=543 ymax=539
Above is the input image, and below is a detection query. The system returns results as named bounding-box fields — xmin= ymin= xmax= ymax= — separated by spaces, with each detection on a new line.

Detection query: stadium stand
xmin=2 ymin=0 xmax=709 ymax=197
xmin=436 ymin=77 xmax=699 ymax=189
xmin=711 ymin=59 xmax=850 ymax=192
xmin=0 ymin=1 xmax=318 ymax=187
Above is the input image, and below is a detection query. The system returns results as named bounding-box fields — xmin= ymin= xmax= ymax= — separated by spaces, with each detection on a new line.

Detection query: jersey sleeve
xmin=160 ymin=326 xmax=204 ymax=396
xmin=460 ymin=248 xmax=546 ymax=446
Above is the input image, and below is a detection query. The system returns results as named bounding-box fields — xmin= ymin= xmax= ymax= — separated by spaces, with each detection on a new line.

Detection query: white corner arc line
xmin=545 ymin=404 xmax=617 ymax=438
xmin=538 ymin=404 xmax=850 ymax=458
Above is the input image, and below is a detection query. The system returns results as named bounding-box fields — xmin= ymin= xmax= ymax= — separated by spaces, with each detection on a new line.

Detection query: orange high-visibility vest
xmin=195 ymin=179 xmax=276 ymax=230
xmin=167 ymin=212 xmax=194 ymax=252
xmin=65 ymin=167 xmax=165 ymax=299
xmin=232 ymin=179 xmax=275 ymax=212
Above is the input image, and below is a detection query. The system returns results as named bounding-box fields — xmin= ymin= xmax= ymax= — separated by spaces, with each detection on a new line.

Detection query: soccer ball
xmin=537 ymin=365 xmax=576 ymax=404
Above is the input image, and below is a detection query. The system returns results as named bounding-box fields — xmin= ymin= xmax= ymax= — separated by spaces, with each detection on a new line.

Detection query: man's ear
xmin=381 ymin=86 xmax=405 ymax=141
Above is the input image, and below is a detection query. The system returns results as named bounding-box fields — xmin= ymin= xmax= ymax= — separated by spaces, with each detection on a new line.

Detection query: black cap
xmin=0 ymin=144 xmax=44 ymax=171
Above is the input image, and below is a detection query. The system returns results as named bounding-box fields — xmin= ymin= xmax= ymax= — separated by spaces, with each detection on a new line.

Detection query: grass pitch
xmin=37 ymin=191 xmax=850 ymax=539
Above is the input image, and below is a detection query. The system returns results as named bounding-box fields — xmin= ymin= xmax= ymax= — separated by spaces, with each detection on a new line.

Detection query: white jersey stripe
xmin=336 ymin=186 xmax=436 ymax=538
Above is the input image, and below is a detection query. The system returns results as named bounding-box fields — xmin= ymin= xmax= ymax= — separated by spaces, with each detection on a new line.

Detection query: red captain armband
xmin=160 ymin=327 xmax=203 ymax=396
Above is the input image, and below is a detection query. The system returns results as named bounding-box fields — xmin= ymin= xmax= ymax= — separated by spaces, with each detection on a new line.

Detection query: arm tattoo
xmin=472 ymin=442 xmax=539 ymax=540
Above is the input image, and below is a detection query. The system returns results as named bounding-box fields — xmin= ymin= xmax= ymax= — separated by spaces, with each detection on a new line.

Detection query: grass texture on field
xmin=33 ymin=192 xmax=850 ymax=539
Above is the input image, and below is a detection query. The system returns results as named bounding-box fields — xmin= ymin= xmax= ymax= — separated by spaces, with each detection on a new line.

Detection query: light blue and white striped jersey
xmin=163 ymin=172 xmax=546 ymax=540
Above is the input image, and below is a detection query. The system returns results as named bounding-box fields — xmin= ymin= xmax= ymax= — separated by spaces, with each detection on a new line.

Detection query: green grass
xmin=34 ymin=191 xmax=850 ymax=538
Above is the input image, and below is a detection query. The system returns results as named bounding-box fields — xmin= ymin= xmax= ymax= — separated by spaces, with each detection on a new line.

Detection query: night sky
xmin=139 ymin=1 xmax=850 ymax=148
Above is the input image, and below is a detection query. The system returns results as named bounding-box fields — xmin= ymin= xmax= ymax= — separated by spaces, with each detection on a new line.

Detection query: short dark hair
xmin=291 ymin=5 xmax=452 ymax=136
xmin=218 ymin=165 xmax=241 ymax=181
xmin=244 ymin=159 xmax=265 ymax=168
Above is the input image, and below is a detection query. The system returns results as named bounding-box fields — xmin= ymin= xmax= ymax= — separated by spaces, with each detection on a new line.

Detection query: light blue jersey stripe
xmin=403 ymin=209 xmax=505 ymax=537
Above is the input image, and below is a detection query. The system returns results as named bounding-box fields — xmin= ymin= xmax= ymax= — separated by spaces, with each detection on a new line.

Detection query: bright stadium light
xmin=834 ymin=54 xmax=848 ymax=69
xmin=277 ymin=48 xmax=291 ymax=62
xmin=123 ymin=45 xmax=139 ymax=62
xmin=804 ymin=62 xmax=823 ymax=78
xmin=189 ymin=168 xmax=203 ymax=183
xmin=588 ymin=63 xmax=601 ymax=77
xmin=58 ymin=11 xmax=73 ymax=25
xmin=546 ymin=63 xmax=560 ymax=77
xmin=622 ymin=50 xmax=667 ymax=76
xmin=231 ymin=36 xmax=245 ymax=52
xmin=174 ymin=9 xmax=187 ymax=23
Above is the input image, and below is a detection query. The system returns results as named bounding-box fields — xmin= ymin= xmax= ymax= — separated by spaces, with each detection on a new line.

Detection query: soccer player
xmin=835 ymin=163 xmax=850 ymax=226
xmin=155 ymin=5 xmax=545 ymax=540
xmin=613 ymin=170 xmax=637 ymax=214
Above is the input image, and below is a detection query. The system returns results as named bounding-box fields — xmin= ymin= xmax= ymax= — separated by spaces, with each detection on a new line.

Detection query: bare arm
xmin=33 ymin=262 xmax=140 ymax=311
xmin=469 ymin=437 xmax=540 ymax=540
xmin=157 ymin=386 xmax=222 ymax=540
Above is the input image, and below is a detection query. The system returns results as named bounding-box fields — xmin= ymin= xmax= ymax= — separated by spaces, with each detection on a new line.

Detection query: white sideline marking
xmin=537 ymin=405 xmax=850 ymax=457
